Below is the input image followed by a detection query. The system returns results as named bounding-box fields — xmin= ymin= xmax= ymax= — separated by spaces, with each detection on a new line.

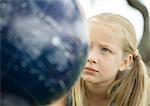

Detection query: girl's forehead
xmin=89 ymin=23 xmax=123 ymax=49
xmin=89 ymin=23 xmax=121 ymax=39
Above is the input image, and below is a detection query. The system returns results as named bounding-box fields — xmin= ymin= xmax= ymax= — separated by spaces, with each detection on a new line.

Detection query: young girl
xmin=49 ymin=13 xmax=150 ymax=106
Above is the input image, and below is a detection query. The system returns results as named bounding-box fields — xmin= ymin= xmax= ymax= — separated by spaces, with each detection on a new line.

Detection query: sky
xmin=78 ymin=0 xmax=150 ymax=45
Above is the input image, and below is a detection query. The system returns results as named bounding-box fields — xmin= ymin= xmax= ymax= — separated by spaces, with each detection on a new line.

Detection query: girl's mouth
xmin=84 ymin=67 xmax=99 ymax=72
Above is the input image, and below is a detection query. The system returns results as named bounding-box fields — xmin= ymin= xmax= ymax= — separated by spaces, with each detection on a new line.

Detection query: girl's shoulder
xmin=66 ymin=91 xmax=72 ymax=106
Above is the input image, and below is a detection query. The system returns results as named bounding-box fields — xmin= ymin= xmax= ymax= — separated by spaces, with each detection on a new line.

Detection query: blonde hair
xmin=70 ymin=13 xmax=149 ymax=106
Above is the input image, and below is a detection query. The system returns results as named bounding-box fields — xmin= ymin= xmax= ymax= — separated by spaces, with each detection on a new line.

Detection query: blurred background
xmin=78 ymin=0 xmax=150 ymax=76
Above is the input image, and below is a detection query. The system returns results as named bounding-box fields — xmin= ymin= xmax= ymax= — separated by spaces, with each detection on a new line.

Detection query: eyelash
xmin=89 ymin=45 xmax=111 ymax=54
xmin=101 ymin=48 xmax=111 ymax=53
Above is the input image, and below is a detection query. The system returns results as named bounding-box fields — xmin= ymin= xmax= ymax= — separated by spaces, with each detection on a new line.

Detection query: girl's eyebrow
xmin=89 ymin=41 xmax=116 ymax=51
xmin=98 ymin=43 xmax=115 ymax=50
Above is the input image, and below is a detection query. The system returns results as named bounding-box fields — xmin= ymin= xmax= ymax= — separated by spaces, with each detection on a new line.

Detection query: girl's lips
xmin=84 ymin=67 xmax=98 ymax=72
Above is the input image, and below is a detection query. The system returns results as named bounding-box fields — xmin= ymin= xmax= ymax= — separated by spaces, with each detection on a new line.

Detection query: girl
xmin=49 ymin=13 xmax=150 ymax=106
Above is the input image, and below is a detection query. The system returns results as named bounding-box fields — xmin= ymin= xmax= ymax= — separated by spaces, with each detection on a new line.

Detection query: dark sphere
xmin=0 ymin=0 xmax=88 ymax=105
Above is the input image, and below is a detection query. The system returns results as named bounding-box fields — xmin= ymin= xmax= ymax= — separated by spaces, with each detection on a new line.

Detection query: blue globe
xmin=0 ymin=0 xmax=88 ymax=105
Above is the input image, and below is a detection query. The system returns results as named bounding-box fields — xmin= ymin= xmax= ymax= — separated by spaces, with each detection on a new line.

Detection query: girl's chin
xmin=81 ymin=74 xmax=99 ymax=83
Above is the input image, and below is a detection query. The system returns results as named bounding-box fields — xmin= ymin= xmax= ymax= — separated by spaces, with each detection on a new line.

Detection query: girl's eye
xmin=102 ymin=48 xmax=110 ymax=53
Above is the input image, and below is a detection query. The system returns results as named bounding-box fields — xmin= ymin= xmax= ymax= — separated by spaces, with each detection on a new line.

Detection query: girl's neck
xmin=85 ymin=79 xmax=114 ymax=106
xmin=86 ymin=79 xmax=114 ymax=96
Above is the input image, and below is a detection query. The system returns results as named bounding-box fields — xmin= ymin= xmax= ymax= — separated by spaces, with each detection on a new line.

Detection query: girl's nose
xmin=87 ymin=58 xmax=97 ymax=64
xmin=87 ymin=48 xmax=98 ymax=64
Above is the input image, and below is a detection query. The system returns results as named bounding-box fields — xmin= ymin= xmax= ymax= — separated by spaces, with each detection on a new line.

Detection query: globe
xmin=0 ymin=0 xmax=88 ymax=105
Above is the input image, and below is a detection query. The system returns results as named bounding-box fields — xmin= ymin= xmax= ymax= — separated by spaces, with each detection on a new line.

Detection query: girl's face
xmin=81 ymin=23 xmax=124 ymax=84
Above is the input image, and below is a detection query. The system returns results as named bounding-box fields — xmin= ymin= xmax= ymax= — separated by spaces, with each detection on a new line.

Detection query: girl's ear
xmin=119 ymin=54 xmax=133 ymax=71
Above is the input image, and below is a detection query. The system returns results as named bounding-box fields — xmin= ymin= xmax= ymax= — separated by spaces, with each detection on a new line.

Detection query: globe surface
xmin=0 ymin=0 xmax=88 ymax=105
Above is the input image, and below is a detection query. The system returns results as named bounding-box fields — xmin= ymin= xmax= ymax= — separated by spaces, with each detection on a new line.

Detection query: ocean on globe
xmin=0 ymin=0 xmax=88 ymax=105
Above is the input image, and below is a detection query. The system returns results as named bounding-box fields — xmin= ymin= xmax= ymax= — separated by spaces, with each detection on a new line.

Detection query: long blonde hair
xmin=71 ymin=13 xmax=149 ymax=106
